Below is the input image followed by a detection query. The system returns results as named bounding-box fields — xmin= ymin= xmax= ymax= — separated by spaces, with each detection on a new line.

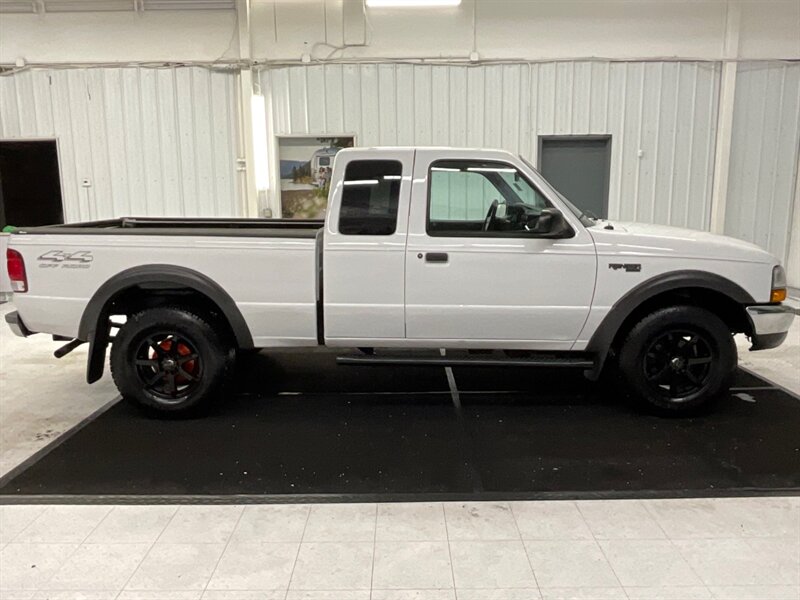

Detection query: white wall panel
xmin=3 ymin=1 xmax=798 ymax=66
xmin=725 ymin=62 xmax=800 ymax=271
xmin=0 ymin=66 xmax=240 ymax=222
xmin=248 ymin=1 xmax=798 ymax=64
xmin=262 ymin=61 xmax=721 ymax=229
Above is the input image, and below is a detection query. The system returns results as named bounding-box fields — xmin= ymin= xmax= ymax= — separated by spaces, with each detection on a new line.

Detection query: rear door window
xmin=338 ymin=160 xmax=403 ymax=235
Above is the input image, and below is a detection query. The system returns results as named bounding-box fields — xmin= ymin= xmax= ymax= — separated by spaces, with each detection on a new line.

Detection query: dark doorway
xmin=539 ymin=136 xmax=611 ymax=219
xmin=0 ymin=140 xmax=65 ymax=229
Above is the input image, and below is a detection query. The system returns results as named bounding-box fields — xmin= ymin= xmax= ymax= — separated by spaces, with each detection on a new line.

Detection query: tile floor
xmin=0 ymin=499 xmax=798 ymax=599
xmin=1 ymin=302 xmax=799 ymax=598
xmin=0 ymin=304 xmax=117 ymax=479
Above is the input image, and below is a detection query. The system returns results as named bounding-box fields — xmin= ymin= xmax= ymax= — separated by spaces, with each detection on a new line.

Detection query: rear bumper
xmin=746 ymin=304 xmax=796 ymax=350
xmin=5 ymin=310 xmax=34 ymax=338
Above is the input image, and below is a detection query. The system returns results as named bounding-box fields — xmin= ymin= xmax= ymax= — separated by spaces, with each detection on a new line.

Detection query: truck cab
xmin=323 ymin=148 xmax=595 ymax=351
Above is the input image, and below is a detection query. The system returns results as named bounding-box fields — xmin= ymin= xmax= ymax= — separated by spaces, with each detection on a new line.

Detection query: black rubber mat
xmin=1 ymin=350 xmax=798 ymax=499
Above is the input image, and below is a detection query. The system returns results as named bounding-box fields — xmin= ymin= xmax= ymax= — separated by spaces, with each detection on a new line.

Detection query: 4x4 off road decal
xmin=38 ymin=250 xmax=93 ymax=269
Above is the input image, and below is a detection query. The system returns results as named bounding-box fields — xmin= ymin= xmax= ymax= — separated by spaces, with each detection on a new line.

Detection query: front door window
xmin=428 ymin=160 xmax=551 ymax=237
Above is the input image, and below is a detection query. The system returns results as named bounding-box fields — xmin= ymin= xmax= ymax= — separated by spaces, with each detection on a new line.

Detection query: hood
xmin=587 ymin=221 xmax=775 ymax=264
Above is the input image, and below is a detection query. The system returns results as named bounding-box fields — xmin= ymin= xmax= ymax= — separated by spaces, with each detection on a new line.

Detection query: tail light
xmin=6 ymin=249 xmax=28 ymax=293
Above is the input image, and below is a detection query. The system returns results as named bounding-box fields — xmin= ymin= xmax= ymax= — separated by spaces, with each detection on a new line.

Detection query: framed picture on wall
xmin=277 ymin=135 xmax=355 ymax=219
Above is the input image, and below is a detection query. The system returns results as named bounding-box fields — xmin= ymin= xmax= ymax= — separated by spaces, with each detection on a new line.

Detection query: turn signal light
xmin=771 ymin=288 xmax=787 ymax=303
xmin=770 ymin=265 xmax=787 ymax=303
xmin=6 ymin=249 xmax=28 ymax=293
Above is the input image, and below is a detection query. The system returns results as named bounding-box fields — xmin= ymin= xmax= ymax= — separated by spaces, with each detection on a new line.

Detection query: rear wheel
xmin=110 ymin=307 xmax=235 ymax=416
xmin=618 ymin=305 xmax=736 ymax=415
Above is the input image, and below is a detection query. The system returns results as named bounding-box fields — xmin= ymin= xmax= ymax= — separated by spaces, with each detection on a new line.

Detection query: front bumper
xmin=5 ymin=310 xmax=33 ymax=338
xmin=746 ymin=304 xmax=796 ymax=350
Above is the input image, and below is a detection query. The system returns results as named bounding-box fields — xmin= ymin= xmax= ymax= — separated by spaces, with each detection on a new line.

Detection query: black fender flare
xmin=584 ymin=269 xmax=755 ymax=380
xmin=79 ymin=264 xmax=253 ymax=383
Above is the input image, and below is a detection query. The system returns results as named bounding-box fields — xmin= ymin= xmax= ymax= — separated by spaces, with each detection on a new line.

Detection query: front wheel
xmin=110 ymin=307 xmax=235 ymax=416
xmin=618 ymin=305 xmax=737 ymax=416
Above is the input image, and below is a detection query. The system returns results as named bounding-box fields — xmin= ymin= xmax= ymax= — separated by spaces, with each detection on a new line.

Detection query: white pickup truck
xmin=5 ymin=147 xmax=794 ymax=416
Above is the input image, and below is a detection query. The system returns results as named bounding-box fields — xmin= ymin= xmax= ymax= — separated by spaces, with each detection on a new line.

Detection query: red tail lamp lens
xmin=6 ymin=249 xmax=28 ymax=293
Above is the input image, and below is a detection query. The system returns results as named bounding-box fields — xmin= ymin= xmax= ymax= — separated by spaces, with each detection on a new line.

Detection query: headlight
xmin=771 ymin=265 xmax=787 ymax=303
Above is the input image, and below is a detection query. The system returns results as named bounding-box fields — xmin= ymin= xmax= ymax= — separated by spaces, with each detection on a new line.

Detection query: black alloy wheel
xmin=110 ymin=306 xmax=235 ymax=416
xmin=618 ymin=305 xmax=737 ymax=415
xmin=134 ymin=333 xmax=202 ymax=403
xmin=642 ymin=329 xmax=713 ymax=401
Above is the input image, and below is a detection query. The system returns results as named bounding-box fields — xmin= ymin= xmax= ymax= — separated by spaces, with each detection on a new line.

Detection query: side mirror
xmin=530 ymin=208 xmax=573 ymax=238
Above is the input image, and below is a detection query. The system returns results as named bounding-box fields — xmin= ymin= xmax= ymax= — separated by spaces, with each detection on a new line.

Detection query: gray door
xmin=539 ymin=136 xmax=611 ymax=219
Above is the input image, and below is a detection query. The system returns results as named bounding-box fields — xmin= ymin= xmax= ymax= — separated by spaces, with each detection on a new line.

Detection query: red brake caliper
xmin=155 ymin=339 xmax=198 ymax=384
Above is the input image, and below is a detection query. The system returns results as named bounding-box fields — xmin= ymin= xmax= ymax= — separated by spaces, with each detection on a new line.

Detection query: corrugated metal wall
xmin=262 ymin=61 xmax=722 ymax=229
xmin=725 ymin=62 xmax=800 ymax=268
xmin=2 ymin=61 xmax=795 ymax=278
xmin=0 ymin=66 xmax=241 ymax=222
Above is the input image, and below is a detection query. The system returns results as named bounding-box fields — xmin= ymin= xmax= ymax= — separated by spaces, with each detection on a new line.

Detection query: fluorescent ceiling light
xmin=250 ymin=94 xmax=269 ymax=192
xmin=344 ymin=180 xmax=380 ymax=186
xmin=366 ymin=0 xmax=461 ymax=7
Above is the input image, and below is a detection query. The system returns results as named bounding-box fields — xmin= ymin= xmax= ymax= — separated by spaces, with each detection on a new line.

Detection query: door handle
xmin=425 ymin=252 xmax=449 ymax=263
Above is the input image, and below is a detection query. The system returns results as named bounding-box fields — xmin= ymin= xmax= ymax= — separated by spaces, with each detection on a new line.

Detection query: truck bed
xmin=9 ymin=216 xmax=323 ymax=345
xmin=13 ymin=217 xmax=325 ymax=239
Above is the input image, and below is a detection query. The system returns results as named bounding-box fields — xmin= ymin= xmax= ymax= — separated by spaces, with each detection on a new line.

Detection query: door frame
xmin=0 ymin=137 xmax=67 ymax=225
xmin=537 ymin=134 xmax=612 ymax=219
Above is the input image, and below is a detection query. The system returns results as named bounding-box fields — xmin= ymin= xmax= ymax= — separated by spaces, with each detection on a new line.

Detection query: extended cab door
xmin=322 ymin=148 xmax=414 ymax=345
xmin=404 ymin=149 xmax=597 ymax=350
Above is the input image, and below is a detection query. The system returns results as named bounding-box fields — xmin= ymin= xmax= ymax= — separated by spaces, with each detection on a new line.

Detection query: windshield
xmin=519 ymin=156 xmax=596 ymax=227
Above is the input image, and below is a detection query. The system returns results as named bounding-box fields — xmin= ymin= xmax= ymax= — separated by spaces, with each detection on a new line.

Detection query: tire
xmin=618 ymin=305 xmax=737 ymax=416
xmin=110 ymin=306 xmax=235 ymax=416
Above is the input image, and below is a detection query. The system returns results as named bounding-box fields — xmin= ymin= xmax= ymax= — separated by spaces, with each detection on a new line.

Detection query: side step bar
xmin=336 ymin=353 xmax=594 ymax=369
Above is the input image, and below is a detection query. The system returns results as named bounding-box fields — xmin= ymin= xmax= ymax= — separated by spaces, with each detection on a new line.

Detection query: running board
xmin=336 ymin=353 xmax=595 ymax=369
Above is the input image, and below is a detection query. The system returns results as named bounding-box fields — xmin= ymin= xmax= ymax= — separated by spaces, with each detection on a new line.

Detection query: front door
xmin=404 ymin=151 xmax=597 ymax=350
